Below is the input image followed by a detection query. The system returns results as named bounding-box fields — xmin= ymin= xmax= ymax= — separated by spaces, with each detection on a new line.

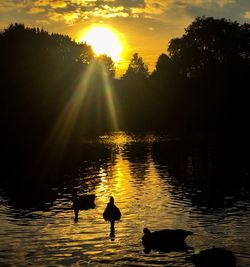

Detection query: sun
xmin=79 ymin=26 xmax=123 ymax=62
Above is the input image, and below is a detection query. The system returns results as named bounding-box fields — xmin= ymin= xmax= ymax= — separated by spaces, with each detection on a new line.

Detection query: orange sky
xmin=0 ymin=0 xmax=249 ymax=76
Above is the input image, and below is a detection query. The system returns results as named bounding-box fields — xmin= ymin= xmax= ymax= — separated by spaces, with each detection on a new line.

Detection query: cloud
xmin=41 ymin=1 xmax=132 ymax=23
xmin=243 ymin=11 xmax=250 ymax=19
xmin=180 ymin=0 xmax=250 ymax=23
xmin=50 ymin=1 xmax=68 ymax=9
xmin=48 ymin=10 xmax=64 ymax=22
xmin=0 ymin=0 xmax=249 ymax=30
xmin=36 ymin=19 xmax=50 ymax=25
xmin=34 ymin=0 xmax=50 ymax=7
xmin=0 ymin=0 xmax=247 ymax=24
xmin=64 ymin=11 xmax=80 ymax=24
xmin=114 ymin=0 xmax=145 ymax=8
xmin=143 ymin=1 xmax=169 ymax=15
xmin=141 ymin=0 xmax=250 ymax=31
xmin=27 ymin=7 xmax=45 ymax=14
xmin=101 ymin=5 xmax=130 ymax=18
xmin=0 ymin=0 xmax=25 ymax=12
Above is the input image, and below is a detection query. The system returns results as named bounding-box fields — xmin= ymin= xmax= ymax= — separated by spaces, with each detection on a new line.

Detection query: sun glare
xmin=79 ymin=26 xmax=123 ymax=62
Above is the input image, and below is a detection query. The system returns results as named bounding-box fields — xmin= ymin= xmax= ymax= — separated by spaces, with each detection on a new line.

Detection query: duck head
xmin=109 ymin=196 xmax=114 ymax=204
xmin=143 ymin=228 xmax=151 ymax=235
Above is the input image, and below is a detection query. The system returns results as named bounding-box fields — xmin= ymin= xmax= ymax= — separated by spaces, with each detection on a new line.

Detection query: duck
xmin=103 ymin=196 xmax=121 ymax=238
xmin=188 ymin=247 xmax=236 ymax=267
xmin=142 ymin=227 xmax=193 ymax=253
xmin=72 ymin=192 xmax=96 ymax=221
xmin=103 ymin=196 xmax=121 ymax=222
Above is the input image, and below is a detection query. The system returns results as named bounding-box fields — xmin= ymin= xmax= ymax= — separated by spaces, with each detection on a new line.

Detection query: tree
xmin=166 ymin=16 xmax=250 ymax=134
xmin=155 ymin=53 xmax=171 ymax=72
xmin=122 ymin=53 xmax=149 ymax=80
xmin=96 ymin=54 xmax=116 ymax=78
xmin=168 ymin=16 xmax=250 ymax=78
xmin=0 ymin=23 xmax=96 ymax=160
xmin=78 ymin=42 xmax=94 ymax=64
xmin=151 ymin=53 xmax=175 ymax=82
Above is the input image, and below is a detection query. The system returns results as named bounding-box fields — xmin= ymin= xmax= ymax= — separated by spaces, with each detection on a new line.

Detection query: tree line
xmin=118 ymin=16 xmax=250 ymax=135
xmin=0 ymin=16 xmax=249 ymax=178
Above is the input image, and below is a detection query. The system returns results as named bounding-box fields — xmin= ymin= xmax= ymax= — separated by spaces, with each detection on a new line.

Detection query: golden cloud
xmin=104 ymin=12 xmax=129 ymax=18
xmin=145 ymin=0 xmax=235 ymax=12
xmin=27 ymin=7 xmax=45 ymax=14
xmin=243 ymin=11 xmax=250 ymax=19
xmin=36 ymin=19 xmax=51 ymax=25
xmin=34 ymin=0 xmax=50 ymax=7
xmin=50 ymin=1 xmax=68 ymax=8
xmin=217 ymin=0 xmax=235 ymax=8
xmin=64 ymin=11 xmax=80 ymax=24
xmin=70 ymin=0 xmax=96 ymax=4
xmin=0 ymin=1 xmax=25 ymax=12
xmin=48 ymin=11 xmax=64 ymax=22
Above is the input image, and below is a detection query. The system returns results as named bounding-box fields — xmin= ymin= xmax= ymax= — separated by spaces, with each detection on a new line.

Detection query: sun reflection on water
xmin=95 ymin=132 xmax=171 ymax=227
xmin=99 ymin=132 xmax=135 ymax=146
xmin=1 ymin=132 xmax=250 ymax=266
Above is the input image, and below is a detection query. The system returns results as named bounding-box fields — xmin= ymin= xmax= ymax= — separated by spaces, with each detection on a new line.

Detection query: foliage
xmin=122 ymin=53 xmax=149 ymax=80
xmin=168 ymin=16 xmax=250 ymax=78
xmin=151 ymin=53 xmax=176 ymax=83
xmin=78 ymin=42 xmax=94 ymax=64
xmin=95 ymin=54 xmax=116 ymax=78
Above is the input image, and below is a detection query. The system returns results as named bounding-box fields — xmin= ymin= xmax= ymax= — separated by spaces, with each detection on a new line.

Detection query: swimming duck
xmin=103 ymin=196 xmax=121 ymax=238
xmin=72 ymin=192 xmax=96 ymax=221
xmin=142 ymin=227 xmax=193 ymax=253
xmin=103 ymin=196 xmax=121 ymax=222
xmin=188 ymin=248 xmax=236 ymax=267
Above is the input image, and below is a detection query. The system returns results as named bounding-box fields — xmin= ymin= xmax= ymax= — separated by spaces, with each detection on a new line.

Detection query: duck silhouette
xmin=103 ymin=196 xmax=121 ymax=238
xmin=142 ymin=227 xmax=193 ymax=253
xmin=188 ymin=247 xmax=236 ymax=267
xmin=72 ymin=192 xmax=96 ymax=221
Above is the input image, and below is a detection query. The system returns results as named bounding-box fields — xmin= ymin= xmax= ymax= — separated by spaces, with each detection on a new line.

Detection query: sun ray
xmin=36 ymin=54 xmax=120 ymax=176
xmin=36 ymin=63 xmax=95 ymax=174
xmin=100 ymin=62 xmax=119 ymax=131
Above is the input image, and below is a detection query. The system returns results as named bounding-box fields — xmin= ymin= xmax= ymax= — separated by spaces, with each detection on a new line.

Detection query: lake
xmin=0 ymin=132 xmax=249 ymax=266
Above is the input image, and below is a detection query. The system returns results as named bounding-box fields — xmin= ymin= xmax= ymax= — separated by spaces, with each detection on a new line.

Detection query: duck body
xmin=142 ymin=228 xmax=193 ymax=245
xmin=189 ymin=248 xmax=236 ymax=267
xmin=72 ymin=194 xmax=96 ymax=210
xmin=103 ymin=197 xmax=121 ymax=222
xmin=142 ymin=228 xmax=193 ymax=253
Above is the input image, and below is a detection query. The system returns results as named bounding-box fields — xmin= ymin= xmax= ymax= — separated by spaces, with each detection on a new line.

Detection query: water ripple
xmin=0 ymin=132 xmax=250 ymax=266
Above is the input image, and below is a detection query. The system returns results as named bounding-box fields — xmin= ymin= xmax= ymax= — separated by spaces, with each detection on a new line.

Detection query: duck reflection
xmin=103 ymin=196 xmax=121 ymax=239
xmin=142 ymin=227 xmax=193 ymax=254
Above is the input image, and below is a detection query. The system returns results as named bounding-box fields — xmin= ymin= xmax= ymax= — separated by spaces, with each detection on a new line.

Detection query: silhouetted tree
xmin=78 ymin=42 xmax=94 ymax=64
xmin=149 ymin=53 xmax=181 ymax=131
xmin=95 ymin=54 xmax=116 ymax=78
xmin=151 ymin=53 xmax=178 ymax=84
xmin=114 ymin=53 xmax=151 ymax=131
xmin=122 ymin=53 xmax=149 ymax=80
xmin=168 ymin=16 xmax=250 ymax=78
xmin=155 ymin=54 xmax=172 ymax=72
xmin=0 ymin=23 xmax=98 ymax=179
xmin=166 ymin=16 xmax=250 ymax=134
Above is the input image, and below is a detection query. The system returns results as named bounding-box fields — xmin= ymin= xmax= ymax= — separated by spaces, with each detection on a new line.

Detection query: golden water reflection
xmin=0 ymin=132 xmax=250 ymax=266
xmin=95 ymin=132 xmax=170 ymax=223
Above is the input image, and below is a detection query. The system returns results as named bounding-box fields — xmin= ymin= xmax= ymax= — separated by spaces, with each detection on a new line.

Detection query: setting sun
xmin=79 ymin=26 xmax=123 ymax=62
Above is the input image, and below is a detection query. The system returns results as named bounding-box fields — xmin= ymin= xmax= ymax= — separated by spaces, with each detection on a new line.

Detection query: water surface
xmin=0 ymin=132 xmax=249 ymax=266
